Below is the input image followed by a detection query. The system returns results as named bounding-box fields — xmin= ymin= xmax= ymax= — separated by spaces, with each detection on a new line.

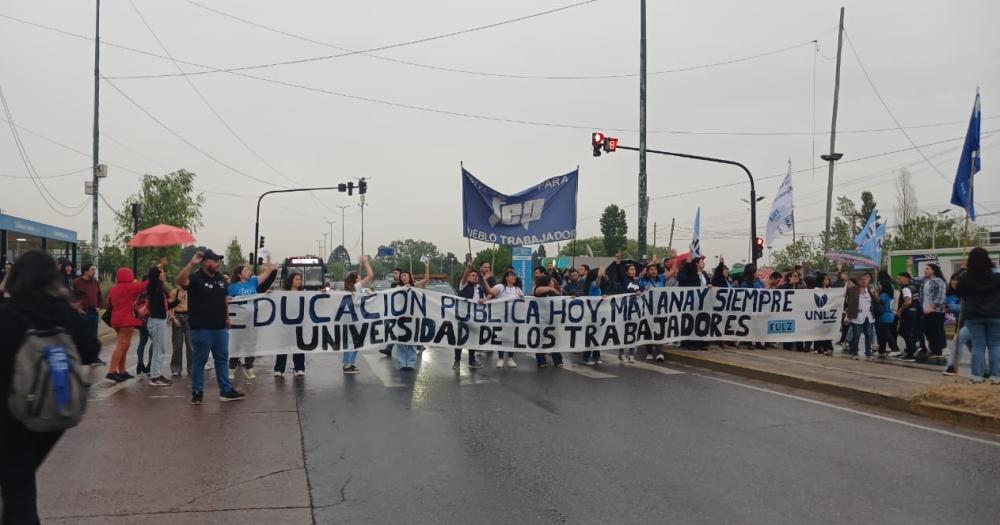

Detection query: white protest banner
xmin=227 ymin=287 xmax=845 ymax=357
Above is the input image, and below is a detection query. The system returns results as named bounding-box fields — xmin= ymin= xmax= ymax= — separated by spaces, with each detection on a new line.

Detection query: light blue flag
xmin=853 ymin=209 xmax=877 ymax=248
xmin=690 ymin=207 xmax=702 ymax=259
xmin=858 ymin=222 xmax=887 ymax=268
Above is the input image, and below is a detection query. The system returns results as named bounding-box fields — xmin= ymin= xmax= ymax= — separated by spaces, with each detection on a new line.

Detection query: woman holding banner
xmin=532 ymin=274 xmax=564 ymax=367
xmin=274 ymin=273 xmax=307 ymax=377
xmin=395 ymin=263 xmax=431 ymax=371
xmin=342 ymin=256 xmax=374 ymax=375
xmin=488 ymin=269 xmax=523 ymax=369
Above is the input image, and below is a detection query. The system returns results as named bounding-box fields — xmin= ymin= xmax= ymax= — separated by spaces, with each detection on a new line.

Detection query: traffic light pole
xmin=613 ymin=145 xmax=760 ymax=266
xmin=254 ymin=185 xmax=354 ymax=273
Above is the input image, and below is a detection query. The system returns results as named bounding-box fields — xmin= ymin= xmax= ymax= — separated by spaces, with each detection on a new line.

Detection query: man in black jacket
xmin=454 ymin=270 xmax=488 ymax=369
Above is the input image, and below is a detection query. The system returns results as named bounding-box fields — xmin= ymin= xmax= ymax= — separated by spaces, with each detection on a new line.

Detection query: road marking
xmin=560 ymin=363 xmax=617 ymax=379
xmin=90 ymin=378 xmax=137 ymax=400
xmin=696 ymin=373 xmax=1000 ymax=448
xmin=361 ymin=352 xmax=406 ymax=388
xmin=626 ymin=360 xmax=685 ymax=376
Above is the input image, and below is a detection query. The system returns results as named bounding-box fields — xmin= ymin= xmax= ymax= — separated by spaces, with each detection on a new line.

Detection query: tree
xmin=827 ymin=196 xmax=859 ymax=250
xmin=771 ymin=238 xmax=824 ymax=269
xmin=388 ymin=239 xmax=440 ymax=273
xmin=895 ymin=169 xmax=919 ymax=226
xmin=599 ymin=204 xmax=628 ymax=256
xmin=884 ymin=213 xmax=986 ymax=252
xmin=860 ymin=191 xmax=878 ymax=224
xmin=180 ymin=245 xmax=210 ymax=266
xmin=116 ymin=170 xmax=205 ymax=272
xmin=330 ymin=245 xmax=350 ymax=265
xmin=224 ymin=237 xmax=247 ymax=271
xmin=558 ymin=237 xmax=604 ymax=257
xmin=474 ymin=246 xmax=512 ymax=274
xmin=97 ymin=234 xmax=129 ymax=280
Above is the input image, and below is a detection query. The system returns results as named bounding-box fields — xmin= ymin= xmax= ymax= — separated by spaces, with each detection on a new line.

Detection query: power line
xmin=115 ymin=0 xmax=601 ymax=80
xmin=0 ymin=166 xmax=91 ymax=179
xmin=184 ymin=0 xmax=820 ymax=81
xmin=102 ymin=76 xmax=285 ymax=188
xmin=126 ymin=0 xmax=339 ymax=219
xmin=843 ymin=28 xmax=994 ymax=215
xmin=0 ymin=81 xmax=90 ymax=216
xmin=4 ymin=14 xmax=994 ymax=138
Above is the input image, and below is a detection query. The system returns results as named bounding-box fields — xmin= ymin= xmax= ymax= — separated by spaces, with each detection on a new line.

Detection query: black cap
xmin=898 ymin=272 xmax=911 ymax=279
xmin=203 ymin=249 xmax=224 ymax=261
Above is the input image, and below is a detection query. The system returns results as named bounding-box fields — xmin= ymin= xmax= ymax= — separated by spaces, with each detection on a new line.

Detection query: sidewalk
xmin=34 ymin=338 xmax=313 ymax=524
xmin=665 ymin=346 xmax=1000 ymax=433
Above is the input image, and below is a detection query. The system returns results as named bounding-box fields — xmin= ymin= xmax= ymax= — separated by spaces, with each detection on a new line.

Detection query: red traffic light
xmin=592 ymin=132 xmax=605 ymax=146
xmin=754 ymin=236 xmax=765 ymax=248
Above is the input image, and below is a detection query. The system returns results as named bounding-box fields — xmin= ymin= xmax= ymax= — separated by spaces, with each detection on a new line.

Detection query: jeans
xmin=82 ymin=308 xmax=99 ymax=340
xmin=946 ymin=326 xmax=972 ymax=369
xmin=146 ymin=318 xmax=168 ymax=379
xmin=342 ymin=351 xmax=358 ymax=366
xmin=535 ymin=353 xmax=563 ymax=366
xmin=641 ymin=345 xmax=661 ymax=358
xmin=135 ymin=323 xmax=150 ymax=370
xmin=228 ymin=357 xmax=256 ymax=370
xmin=849 ymin=320 xmax=876 ymax=356
xmin=899 ymin=310 xmax=921 ymax=356
xmin=453 ymin=348 xmax=477 ymax=363
xmin=274 ymin=353 xmax=305 ymax=373
xmin=966 ymin=318 xmax=1000 ymax=381
xmin=876 ymin=321 xmax=900 ymax=355
xmin=190 ymin=329 xmax=233 ymax=394
xmin=396 ymin=345 xmax=418 ymax=368
xmin=170 ymin=314 xmax=193 ymax=375
xmin=922 ymin=311 xmax=947 ymax=355
xmin=582 ymin=350 xmax=602 ymax=361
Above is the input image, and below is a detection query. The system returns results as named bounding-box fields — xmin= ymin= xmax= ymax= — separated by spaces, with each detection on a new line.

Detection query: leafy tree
xmin=474 ymin=246 xmax=512 ymax=274
xmin=97 ymin=234 xmax=129 ymax=280
xmin=624 ymin=240 xmax=672 ymax=260
xmin=180 ymin=245 xmax=210 ymax=266
xmin=895 ymin=168 xmax=919 ymax=225
xmin=224 ymin=237 xmax=247 ymax=271
xmin=330 ymin=245 xmax=350 ymax=265
xmin=115 ymin=170 xmax=205 ymax=272
xmin=884 ymin=213 xmax=986 ymax=252
xmin=860 ymin=191 xmax=878 ymax=224
xmin=827 ymin=195 xmax=859 ymax=250
xmin=599 ymin=204 xmax=628 ymax=256
xmin=559 ymin=237 xmax=604 ymax=256
xmin=770 ymin=238 xmax=824 ymax=269
xmin=387 ymin=239 xmax=440 ymax=273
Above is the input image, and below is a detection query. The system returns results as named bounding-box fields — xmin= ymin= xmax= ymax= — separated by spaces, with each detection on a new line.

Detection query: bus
xmin=281 ymin=256 xmax=326 ymax=291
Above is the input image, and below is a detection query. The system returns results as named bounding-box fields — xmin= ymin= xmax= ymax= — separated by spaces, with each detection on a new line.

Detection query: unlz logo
xmin=489 ymin=198 xmax=545 ymax=230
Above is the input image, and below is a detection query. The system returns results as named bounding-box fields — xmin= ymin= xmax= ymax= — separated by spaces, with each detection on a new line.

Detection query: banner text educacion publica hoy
xmin=228 ymin=287 xmax=846 ymax=357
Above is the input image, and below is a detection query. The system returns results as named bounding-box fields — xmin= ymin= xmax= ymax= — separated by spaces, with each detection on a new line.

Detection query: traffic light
xmin=338 ymin=182 xmax=355 ymax=196
xmin=259 ymin=236 xmax=265 ymax=248
xmin=591 ymin=132 xmax=619 ymax=156
xmin=358 ymin=179 xmax=367 ymax=195
xmin=592 ymin=132 xmax=605 ymax=157
xmin=753 ymin=236 xmax=765 ymax=261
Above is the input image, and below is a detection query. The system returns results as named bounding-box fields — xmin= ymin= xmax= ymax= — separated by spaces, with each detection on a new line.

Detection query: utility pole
xmin=666 ymin=217 xmax=675 ymax=255
xmin=335 ymin=205 xmax=349 ymax=251
xmin=326 ymin=220 xmax=336 ymax=255
xmin=822 ymin=6 xmax=846 ymax=256
xmin=91 ymin=0 xmax=101 ymax=274
xmin=637 ymin=0 xmax=649 ymax=261
xmin=652 ymin=221 xmax=657 ymax=254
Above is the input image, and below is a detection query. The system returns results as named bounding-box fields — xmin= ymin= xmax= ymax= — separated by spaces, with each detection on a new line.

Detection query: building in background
xmin=0 ymin=212 xmax=77 ymax=266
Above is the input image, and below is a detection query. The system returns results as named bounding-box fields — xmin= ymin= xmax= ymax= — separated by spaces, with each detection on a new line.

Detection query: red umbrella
xmin=128 ymin=224 xmax=196 ymax=248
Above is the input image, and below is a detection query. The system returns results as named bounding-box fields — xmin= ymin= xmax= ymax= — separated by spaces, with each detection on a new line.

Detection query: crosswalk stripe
xmin=360 ymin=352 xmax=406 ymax=388
xmin=625 ymin=360 xmax=685 ymax=375
xmin=560 ymin=363 xmax=617 ymax=379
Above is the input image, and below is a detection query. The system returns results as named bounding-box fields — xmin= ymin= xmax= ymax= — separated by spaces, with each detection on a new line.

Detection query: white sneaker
xmin=496 ymin=359 xmax=504 ymax=369
xmin=204 ymin=362 xmax=214 ymax=370
xmin=583 ymin=360 xmax=595 ymax=366
xmin=645 ymin=354 xmax=654 ymax=361
xmin=273 ymin=371 xmax=283 ymax=377
xmin=228 ymin=369 xmax=236 ymax=381
xmin=294 ymin=370 xmax=305 ymax=377
xmin=655 ymin=355 xmax=664 ymax=362
xmin=506 ymin=358 xmax=518 ymax=368
xmin=626 ymin=355 xmax=634 ymax=363
xmin=244 ymin=368 xmax=256 ymax=380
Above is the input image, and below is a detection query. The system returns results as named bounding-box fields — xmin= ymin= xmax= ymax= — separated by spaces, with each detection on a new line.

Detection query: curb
xmin=666 ymin=352 xmax=1000 ymax=434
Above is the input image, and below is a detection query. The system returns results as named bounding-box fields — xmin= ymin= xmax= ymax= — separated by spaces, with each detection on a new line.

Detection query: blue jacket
xmin=879 ymin=291 xmax=895 ymax=323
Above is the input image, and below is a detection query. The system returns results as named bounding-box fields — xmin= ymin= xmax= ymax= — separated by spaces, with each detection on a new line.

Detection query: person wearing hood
xmin=0 ymin=250 xmax=99 ymax=524
xmin=106 ymin=267 xmax=148 ymax=383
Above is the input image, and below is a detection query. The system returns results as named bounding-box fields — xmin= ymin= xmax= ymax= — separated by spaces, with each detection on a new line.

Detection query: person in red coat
xmin=106 ymin=267 xmax=146 ymax=382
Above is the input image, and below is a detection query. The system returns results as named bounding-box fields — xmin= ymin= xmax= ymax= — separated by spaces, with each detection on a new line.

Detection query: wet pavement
xmin=32 ymin=342 xmax=1000 ymax=524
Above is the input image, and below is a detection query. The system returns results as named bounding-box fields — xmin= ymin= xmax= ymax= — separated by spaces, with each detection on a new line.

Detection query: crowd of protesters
xmin=1 ymin=245 xmax=999 ymax=523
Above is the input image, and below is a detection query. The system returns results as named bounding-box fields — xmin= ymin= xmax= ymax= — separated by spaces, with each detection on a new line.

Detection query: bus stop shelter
xmin=0 ymin=212 xmax=78 ymax=266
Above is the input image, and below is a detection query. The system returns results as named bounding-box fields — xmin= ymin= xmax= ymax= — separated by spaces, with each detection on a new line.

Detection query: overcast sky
xmin=2 ymin=0 xmax=998 ymax=265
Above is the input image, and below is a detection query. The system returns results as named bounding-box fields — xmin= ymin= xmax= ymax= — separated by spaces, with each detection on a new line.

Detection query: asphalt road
xmin=294 ymin=350 xmax=1000 ymax=525
xmin=29 ymin=344 xmax=1000 ymax=524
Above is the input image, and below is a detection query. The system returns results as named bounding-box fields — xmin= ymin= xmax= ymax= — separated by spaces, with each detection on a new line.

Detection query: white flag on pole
xmin=765 ymin=161 xmax=795 ymax=247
